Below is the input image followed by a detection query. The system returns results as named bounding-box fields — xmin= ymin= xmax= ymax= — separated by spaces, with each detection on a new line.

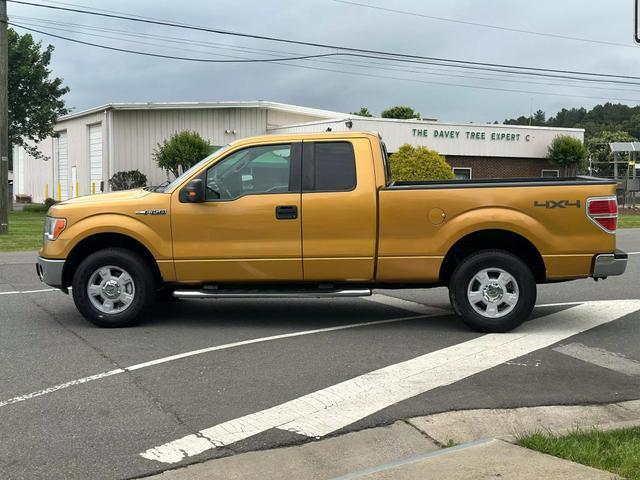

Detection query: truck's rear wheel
xmin=448 ymin=250 xmax=536 ymax=333
xmin=72 ymin=248 xmax=155 ymax=327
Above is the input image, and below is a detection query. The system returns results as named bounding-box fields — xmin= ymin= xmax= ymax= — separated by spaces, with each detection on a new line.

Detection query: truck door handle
xmin=275 ymin=205 xmax=298 ymax=220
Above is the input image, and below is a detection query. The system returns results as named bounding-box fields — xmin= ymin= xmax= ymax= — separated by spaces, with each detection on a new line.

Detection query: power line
xmin=9 ymin=20 xmax=640 ymax=90
xmin=13 ymin=16 xmax=640 ymax=95
xmin=10 ymin=21 xmax=640 ymax=103
xmin=12 ymin=16 xmax=640 ymax=89
xmin=8 ymin=22 xmax=350 ymax=63
xmin=333 ymin=0 xmax=636 ymax=49
xmin=7 ymin=0 xmax=640 ymax=82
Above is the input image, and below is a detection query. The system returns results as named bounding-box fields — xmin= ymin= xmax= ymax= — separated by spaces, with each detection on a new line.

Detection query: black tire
xmin=448 ymin=250 xmax=536 ymax=333
xmin=156 ymin=287 xmax=179 ymax=302
xmin=72 ymin=248 xmax=156 ymax=327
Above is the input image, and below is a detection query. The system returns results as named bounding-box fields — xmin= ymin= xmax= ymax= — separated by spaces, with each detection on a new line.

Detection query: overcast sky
xmin=7 ymin=0 xmax=640 ymax=123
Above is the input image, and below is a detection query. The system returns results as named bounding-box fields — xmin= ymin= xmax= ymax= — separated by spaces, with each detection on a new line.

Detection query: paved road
xmin=0 ymin=231 xmax=639 ymax=479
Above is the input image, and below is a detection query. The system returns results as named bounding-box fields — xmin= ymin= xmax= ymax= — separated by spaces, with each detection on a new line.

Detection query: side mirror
xmin=180 ymin=178 xmax=205 ymax=203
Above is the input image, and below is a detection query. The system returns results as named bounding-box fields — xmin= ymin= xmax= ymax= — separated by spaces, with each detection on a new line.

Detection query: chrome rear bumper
xmin=592 ymin=249 xmax=628 ymax=279
xmin=36 ymin=256 xmax=66 ymax=289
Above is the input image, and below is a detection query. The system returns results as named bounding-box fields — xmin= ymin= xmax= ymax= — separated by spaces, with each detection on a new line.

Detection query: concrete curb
xmin=328 ymin=437 xmax=621 ymax=480
xmin=142 ymin=401 xmax=638 ymax=480
xmin=406 ymin=399 xmax=640 ymax=445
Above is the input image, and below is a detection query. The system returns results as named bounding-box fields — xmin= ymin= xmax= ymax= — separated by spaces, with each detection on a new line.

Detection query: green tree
xmin=153 ymin=131 xmax=211 ymax=178
xmin=547 ymin=135 xmax=588 ymax=176
xmin=9 ymin=28 xmax=69 ymax=161
xmin=532 ymin=109 xmax=546 ymax=126
xmin=351 ymin=107 xmax=373 ymax=117
xmin=586 ymin=130 xmax=637 ymax=177
xmin=389 ymin=144 xmax=455 ymax=181
xmin=381 ymin=105 xmax=421 ymax=120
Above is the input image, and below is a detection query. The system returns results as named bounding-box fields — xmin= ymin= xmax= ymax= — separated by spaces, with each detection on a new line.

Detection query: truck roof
xmin=229 ymin=131 xmax=380 ymax=147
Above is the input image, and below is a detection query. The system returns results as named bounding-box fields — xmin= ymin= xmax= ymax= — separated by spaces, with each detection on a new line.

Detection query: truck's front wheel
xmin=449 ymin=250 xmax=536 ymax=333
xmin=72 ymin=248 xmax=155 ymax=327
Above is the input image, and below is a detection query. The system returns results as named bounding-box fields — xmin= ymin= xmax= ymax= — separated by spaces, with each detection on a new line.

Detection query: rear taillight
xmin=587 ymin=197 xmax=618 ymax=233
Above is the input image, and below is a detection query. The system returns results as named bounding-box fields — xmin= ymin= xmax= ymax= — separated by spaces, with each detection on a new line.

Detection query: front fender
xmin=41 ymin=213 xmax=172 ymax=260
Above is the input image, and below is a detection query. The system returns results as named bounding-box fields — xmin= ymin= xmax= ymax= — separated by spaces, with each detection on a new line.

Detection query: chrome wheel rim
xmin=87 ymin=265 xmax=136 ymax=314
xmin=467 ymin=267 xmax=519 ymax=319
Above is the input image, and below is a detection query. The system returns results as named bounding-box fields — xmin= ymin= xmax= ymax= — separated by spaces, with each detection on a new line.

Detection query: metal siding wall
xmin=16 ymin=146 xmax=24 ymax=194
xmin=12 ymin=139 xmax=54 ymax=203
xmin=111 ymin=108 xmax=271 ymax=186
xmin=53 ymin=112 xmax=105 ymax=199
xmin=266 ymin=109 xmax=332 ymax=127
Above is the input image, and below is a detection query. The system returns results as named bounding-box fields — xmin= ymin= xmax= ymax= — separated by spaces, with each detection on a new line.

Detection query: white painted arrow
xmin=140 ymin=300 xmax=640 ymax=464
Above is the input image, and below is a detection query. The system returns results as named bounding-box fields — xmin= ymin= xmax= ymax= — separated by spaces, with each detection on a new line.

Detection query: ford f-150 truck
xmin=36 ymin=132 xmax=627 ymax=332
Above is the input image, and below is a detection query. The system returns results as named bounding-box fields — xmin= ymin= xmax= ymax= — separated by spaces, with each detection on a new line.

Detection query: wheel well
xmin=439 ymin=229 xmax=545 ymax=284
xmin=62 ymin=233 xmax=162 ymax=287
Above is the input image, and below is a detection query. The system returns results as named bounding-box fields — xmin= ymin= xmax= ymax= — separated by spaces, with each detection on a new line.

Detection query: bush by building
xmin=153 ymin=130 xmax=212 ymax=179
xmin=389 ymin=144 xmax=455 ymax=181
xmin=109 ymin=170 xmax=148 ymax=191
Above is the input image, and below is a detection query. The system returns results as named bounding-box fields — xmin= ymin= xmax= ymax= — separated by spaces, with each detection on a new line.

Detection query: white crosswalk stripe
xmin=139 ymin=300 xmax=640 ymax=464
xmin=553 ymin=342 xmax=640 ymax=376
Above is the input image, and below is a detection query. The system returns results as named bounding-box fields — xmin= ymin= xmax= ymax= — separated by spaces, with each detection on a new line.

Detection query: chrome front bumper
xmin=36 ymin=256 xmax=66 ymax=289
xmin=592 ymin=249 xmax=628 ymax=279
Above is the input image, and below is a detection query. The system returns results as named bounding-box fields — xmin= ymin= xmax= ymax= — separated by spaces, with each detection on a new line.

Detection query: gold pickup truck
xmin=36 ymin=132 xmax=627 ymax=332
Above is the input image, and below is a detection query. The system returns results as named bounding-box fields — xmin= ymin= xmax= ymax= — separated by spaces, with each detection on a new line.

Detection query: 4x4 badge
xmin=534 ymin=200 xmax=581 ymax=209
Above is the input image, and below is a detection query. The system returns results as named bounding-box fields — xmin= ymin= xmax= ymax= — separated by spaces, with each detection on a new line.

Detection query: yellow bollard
xmin=44 ymin=184 xmax=48 ymax=199
xmin=75 ymin=181 xmax=79 ymax=197
xmin=57 ymin=183 xmax=61 ymax=201
xmin=92 ymin=182 xmax=95 ymax=195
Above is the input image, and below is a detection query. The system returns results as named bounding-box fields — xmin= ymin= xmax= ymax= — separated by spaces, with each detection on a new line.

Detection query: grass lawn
xmin=619 ymin=214 xmax=640 ymax=229
xmin=0 ymin=211 xmax=45 ymax=252
xmin=519 ymin=427 xmax=640 ymax=480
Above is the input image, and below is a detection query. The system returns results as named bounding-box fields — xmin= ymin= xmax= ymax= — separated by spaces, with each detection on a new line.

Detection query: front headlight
xmin=44 ymin=216 xmax=66 ymax=241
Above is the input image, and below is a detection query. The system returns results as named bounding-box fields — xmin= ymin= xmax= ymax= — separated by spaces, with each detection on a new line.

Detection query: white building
xmin=13 ymin=101 xmax=584 ymax=203
xmin=13 ymin=101 xmax=344 ymax=203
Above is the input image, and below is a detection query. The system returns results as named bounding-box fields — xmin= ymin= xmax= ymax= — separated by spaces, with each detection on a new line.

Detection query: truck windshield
xmin=158 ymin=144 xmax=231 ymax=192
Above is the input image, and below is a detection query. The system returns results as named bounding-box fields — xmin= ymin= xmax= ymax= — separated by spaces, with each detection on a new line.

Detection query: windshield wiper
xmin=145 ymin=180 xmax=170 ymax=192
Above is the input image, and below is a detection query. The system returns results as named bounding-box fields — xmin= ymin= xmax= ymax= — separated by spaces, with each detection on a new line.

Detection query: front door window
xmin=205 ymin=144 xmax=292 ymax=200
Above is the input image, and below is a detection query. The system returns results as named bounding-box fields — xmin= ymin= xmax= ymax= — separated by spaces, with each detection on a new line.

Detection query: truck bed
xmin=387 ymin=176 xmax=616 ymax=190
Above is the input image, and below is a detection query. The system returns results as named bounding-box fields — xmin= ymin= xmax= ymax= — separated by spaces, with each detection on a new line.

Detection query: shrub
xmin=23 ymin=203 xmax=49 ymax=213
xmin=153 ymin=130 xmax=211 ymax=178
xmin=108 ymin=170 xmax=148 ymax=191
xmin=44 ymin=197 xmax=57 ymax=208
xmin=389 ymin=144 xmax=455 ymax=181
xmin=547 ymin=135 xmax=588 ymax=176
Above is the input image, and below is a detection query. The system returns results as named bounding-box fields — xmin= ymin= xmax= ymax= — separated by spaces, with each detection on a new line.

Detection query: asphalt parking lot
xmin=1 ymin=229 xmax=639 ymax=480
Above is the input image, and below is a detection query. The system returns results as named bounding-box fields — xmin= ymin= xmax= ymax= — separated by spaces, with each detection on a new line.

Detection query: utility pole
xmin=0 ymin=0 xmax=8 ymax=235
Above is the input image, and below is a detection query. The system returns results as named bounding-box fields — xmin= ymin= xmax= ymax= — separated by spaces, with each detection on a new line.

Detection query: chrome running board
xmin=172 ymin=288 xmax=372 ymax=299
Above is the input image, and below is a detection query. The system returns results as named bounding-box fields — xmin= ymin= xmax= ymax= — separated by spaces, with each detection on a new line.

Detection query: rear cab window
xmin=302 ymin=141 xmax=357 ymax=192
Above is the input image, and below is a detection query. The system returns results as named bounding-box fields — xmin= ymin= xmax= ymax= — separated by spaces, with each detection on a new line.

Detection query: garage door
xmin=57 ymin=131 xmax=68 ymax=200
xmin=88 ymin=124 xmax=102 ymax=194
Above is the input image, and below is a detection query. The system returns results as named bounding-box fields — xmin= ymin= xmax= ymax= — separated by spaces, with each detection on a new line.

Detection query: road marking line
xmin=553 ymin=342 xmax=640 ymax=376
xmin=0 ymin=288 xmax=57 ymax=296
xmin=364 ymin=294 xmax=449 ymax=315
xmin=0 ymin=314 xmax=431 ymax=409
xmin=139 ymin=300 xmax=640 ymax=464
xmin=535 ymin=301 xmax=585 ymax=308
